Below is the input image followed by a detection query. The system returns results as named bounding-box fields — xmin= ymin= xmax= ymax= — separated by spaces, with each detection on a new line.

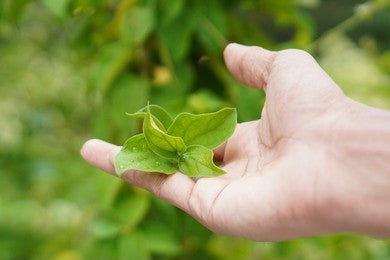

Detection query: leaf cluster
xmin=115 ymin=104 xmax=237 ymax=177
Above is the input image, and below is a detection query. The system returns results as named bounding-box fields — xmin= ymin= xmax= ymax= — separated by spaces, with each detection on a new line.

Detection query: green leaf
xmin=121 ymin=3 xmax=155 ymax=46
xmin=93 ymin=43 xmax=132 ymax=94
xmin=117 ymin=103 xmax=235 ymax=177
xmin=93 ymin=75 xmax=149 ymax=140
xmin=42 ymin=0 xmax=69 ymax=18
xmin=143 ymin=222 xmax=181 ymax=256
xmin=118 ymin=232 xmax=150 ymax=260
xmin=143 ymin=105 xmax=186 ymax=159
xmin=85 ymin=240 xmax=117 ymax=260
xmin=179 ymin=145 xmax=225 ymax=177
xmin=158 ymin=0 xmax=184 ymax=25
xmin=195 ymin=1 xmax=228 ymax=56
xmin=158 ymin=7 xmax=195 ymax=62
xmin=126 ymin=104 xmax=173 ymax=131
xmin=115 ymin=134 xmax=178 ymax=175
xmin=90 ymin=218 xmax=120 ymax=239
xmin=115 ymin=193 xmax=151 ymax=227
xmin=234 ymin=83 xmax=265 ymax=122
xmin=167 ymin=108 xmax=237 ymax=149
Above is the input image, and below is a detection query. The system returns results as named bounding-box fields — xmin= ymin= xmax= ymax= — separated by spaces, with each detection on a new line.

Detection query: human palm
xmin=190 ymin=45 xmax=348 ymax=240
xmin=81 ymin=44 xmax=356 ymax=240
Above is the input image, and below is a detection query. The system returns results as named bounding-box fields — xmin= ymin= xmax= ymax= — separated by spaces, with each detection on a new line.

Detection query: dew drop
xmin=155 ymin=161 xmax=161 ymax=166
xmin=119 ymin=164 xmax=124 ymax=169
xmin=132 ymin=147 xmax=138 ymax=152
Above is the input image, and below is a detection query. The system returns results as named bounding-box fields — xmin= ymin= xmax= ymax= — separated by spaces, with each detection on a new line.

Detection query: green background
xmin=1 ymin=0 xmax=390 ymax=259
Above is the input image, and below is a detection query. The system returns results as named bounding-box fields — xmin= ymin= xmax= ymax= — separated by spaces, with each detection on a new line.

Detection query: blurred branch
xmin=311 ymin=0 xmax=390 ymax=50
xmin=200 ymin=16 xmax=228 ymax=49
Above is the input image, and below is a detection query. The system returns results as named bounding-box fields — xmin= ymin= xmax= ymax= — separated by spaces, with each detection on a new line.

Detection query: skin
xmin=81 ymin=43 xmax=390 ymax=241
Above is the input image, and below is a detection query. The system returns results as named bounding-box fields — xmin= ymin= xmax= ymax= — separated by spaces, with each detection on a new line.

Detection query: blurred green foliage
xmin=1 ymin=0 xmax=390 ymax=259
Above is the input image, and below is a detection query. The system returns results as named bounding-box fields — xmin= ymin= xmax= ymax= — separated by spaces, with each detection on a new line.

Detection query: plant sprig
xmin=115 ymin=104 xmax=237 ymax=177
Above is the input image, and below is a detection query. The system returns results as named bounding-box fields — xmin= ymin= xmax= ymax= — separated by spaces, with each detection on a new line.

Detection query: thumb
xmin=224 ymin=43 xmax=344 ymax=104
xmin=223 ymin=43 xmax=275 ymax=90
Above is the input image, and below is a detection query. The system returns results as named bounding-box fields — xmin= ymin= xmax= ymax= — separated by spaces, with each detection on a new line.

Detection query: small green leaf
xmin=42 ymin=0 xmax=69 ymax=18
xmin=167 ymin=108 xmax=237 ymax=149
xmin=116 ymin=103 xmax=236 ymax=177
xmin=159 ymin=0 xmax=184 ymax=25
xmin=127 ymin=112 xmax=166 ymax=131
xmin=121 ymin=4 xmax=155 ymax=46
xmin=90 ymin=218 xmax=120 ymax=239
xmin=115 ymin=134 xmax=178 ymax=175
xmin=143 ymin=222 xmax=181 ymax=256
xmin=118 ymin=232 xmax=150 ymax=260
xmin=115 ymin=193 xmax=151 ymax=226
xmin=143 ymin=105 xmax=186 ymax=159
xmin=126 ymin=104 xmax=173 ymax=130
xmin=179 ymin=145 xmax=225 ymax=177
xmin=158 ymin=8 xmax=196 ymax=62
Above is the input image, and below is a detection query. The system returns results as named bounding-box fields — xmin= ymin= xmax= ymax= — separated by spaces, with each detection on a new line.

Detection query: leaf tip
xmin=114 ymin=163 xmax=125 ymax=177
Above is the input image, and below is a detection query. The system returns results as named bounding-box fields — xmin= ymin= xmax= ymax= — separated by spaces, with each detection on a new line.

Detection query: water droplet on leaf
xmin=155 ymin=161 xmax=161 ymax=166
xmin=132 ymin=147 xmax=138 ymax=152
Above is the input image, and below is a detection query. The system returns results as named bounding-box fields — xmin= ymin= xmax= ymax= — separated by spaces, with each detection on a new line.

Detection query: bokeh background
xmin=1 ymin=0 xmax=390 ymax=259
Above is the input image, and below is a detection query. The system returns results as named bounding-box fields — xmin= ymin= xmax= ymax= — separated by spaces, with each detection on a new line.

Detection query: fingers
xmin=80 ymin=139 xmax=196 ymax=213
xmin=80 ymin=139 xmax=120 ymax=175
xmin=224 ymin=43 xmax=276 ymax=90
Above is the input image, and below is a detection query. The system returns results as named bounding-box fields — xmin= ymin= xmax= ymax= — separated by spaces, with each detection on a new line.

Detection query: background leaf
xmin=42 ymin=0 xmax=69 ymax=18
xmin=121 ymin=0 xmax=156 ymax=46
xmin=143 ymin=222 xmax=181 ymax=256
xmin=92 ymin=75 xmax=149 ymax=142
xmin=118 ymin=232 xmax=150 ymax=260
xmin=89 ymin=218 xmax=120 ymax=239
xmin=115 ymin=193 xmax=150 ymax=227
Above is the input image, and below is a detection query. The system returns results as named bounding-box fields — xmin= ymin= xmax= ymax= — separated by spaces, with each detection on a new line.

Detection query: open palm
xmin=81 ymin=44 xmax=355 ymax=240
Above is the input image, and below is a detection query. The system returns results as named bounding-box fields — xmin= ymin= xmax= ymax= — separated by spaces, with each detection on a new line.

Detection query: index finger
xmin=80 ymin=139 xmax=196 ymax=213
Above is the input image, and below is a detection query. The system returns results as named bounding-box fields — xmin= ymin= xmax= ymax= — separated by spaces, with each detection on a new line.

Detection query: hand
xmin=81 ymin=43 xmax=390 ymax=241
